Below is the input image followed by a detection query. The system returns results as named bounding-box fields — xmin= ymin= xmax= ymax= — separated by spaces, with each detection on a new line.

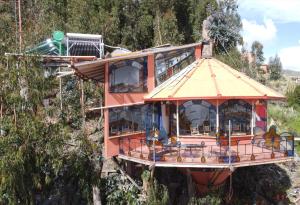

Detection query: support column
xmin=176 ymin=101 xmax=179 ymax=141
xmin=80 ymin=79 xmax=85 ymax=127
xmin=251 ymin=101 xmax=255 ymax=135
xmin=228 ymin=120 xmax=232 ymax=165
xmin=216 ymin=100 xmax=219 ymax=133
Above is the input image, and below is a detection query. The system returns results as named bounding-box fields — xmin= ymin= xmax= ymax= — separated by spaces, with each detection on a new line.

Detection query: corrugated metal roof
xmin=145 ymin=58 xmax=285 ymax=101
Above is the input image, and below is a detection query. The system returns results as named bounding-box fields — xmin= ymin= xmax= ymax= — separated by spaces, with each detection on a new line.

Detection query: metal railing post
xmin=292 ymin=135 xmax=295 ymax=156
xmin=153 ymin=138 xmax=156 ymax=162
xmin=271 ymin=139 xmax=275 ymax=159
xmin=285 ymin=138 xmax=288 ymax=156
xmin=228 ymin=120 xmax=231 ymax=165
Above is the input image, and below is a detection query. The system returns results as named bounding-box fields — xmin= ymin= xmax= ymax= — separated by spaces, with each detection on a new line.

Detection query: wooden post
xmin=0 ymin=97 xmax=2 ymax=120
xmin=80 ymin=79 xmax=85 ymax=128
xmin=59 ymin=67 xmax=63 ymax=111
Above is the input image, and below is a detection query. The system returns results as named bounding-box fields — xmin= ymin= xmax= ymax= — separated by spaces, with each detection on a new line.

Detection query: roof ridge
xmin=146 ymin=59 xmax=202 ymax=98
xmin=212 ymin=58 xmax=266 ymax=96
xmin=212 ymin=58 xmax=284 ymax=98
xmin=208 ymin=59 xmax=221 ymax=96
xmin=169 ymin=59 xmax=204 ymax=97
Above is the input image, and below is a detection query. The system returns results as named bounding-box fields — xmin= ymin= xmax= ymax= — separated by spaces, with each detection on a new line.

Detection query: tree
xmin=269 ymin=54 xmax=282 ymax=80
xmin=251 ymin=41 xmax=265 ymax=67
xmin=153 ymin=1 xmax=184 ymax=46
xmin=188 ymin=0 xmax=217 ymax=42
xmin=287 ymin=85 xmax=300 ymax=109
xmin=207 ymin=0 xmax=242 ymax=53
xmin=0 ymin=56 xmax=101 ymax=204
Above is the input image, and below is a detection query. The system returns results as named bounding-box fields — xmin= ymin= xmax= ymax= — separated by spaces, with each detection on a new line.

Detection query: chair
xmin=203 ymin=121 xmax=210 ymax=134
xmin=110 ymin=126 xmax=118 ymax=135
xmin=190 ymin=125 xmax=199 ymax=135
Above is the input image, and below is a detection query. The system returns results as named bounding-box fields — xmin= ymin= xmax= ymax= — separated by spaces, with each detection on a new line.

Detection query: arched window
xmin=178 ymin=100 xmax=216 ymax=135
xmin=219 ymin=100 xmax=251 ymax=135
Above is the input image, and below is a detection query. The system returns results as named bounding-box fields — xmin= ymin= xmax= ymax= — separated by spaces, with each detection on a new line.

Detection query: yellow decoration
xmin=264 ymin=126 xmax=280 ymax=149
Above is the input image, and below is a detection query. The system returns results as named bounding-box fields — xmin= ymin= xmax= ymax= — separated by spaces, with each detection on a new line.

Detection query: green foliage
xmin=207 ymin=0 xmax=242 ymax=53
xmin=188 ymin=0 xmax=218 ymax=41
xmin=251 ymin=41 xmax=265 ymax=67
xmin=141 ymin=170 xmax=151 ymax=181
xmin=61 ymin=76 xmax=82 ymax=129
xmin=100 ymin=173 xmax=141 ymax=205
xmin=296 ymin=143 xmax=300 ymax=155
xmin=188 ymin=194 xmax=221 ymax=205
xmin=269 ymin=54 xmax=282 ymax=80
xmin=145 ymin=180 xmax=169 ymax=205
xmin=0 ymin=55 xmax=101 ymax=204
xmin=216 ymin=48 xmax=247 ymax=71
xmin=154 ymin=6 xmax=184 ymax=46
xmin=268 ymin=104 xmax=300 ymax=133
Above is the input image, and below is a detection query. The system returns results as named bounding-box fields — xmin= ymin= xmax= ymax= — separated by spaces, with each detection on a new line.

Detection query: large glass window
xmin=155 ymin=47 xmax=195 ymax=85
xmin=109 ymin=57 xmax=147 ymax=93
xmin=219 ymin=100 xmax=251 ymax=135
xmin=170 ymin=100 xmax=216 ymax=136
xmin=109 ymin=105 xmax=148 ymax=136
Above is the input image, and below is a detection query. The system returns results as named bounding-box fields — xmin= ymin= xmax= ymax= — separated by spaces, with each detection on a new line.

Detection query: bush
xmin=188 ymin=194 xmax=221 ymax=205
xmin=287 ymin=85 xmax=300 ymax=110
xmin=100 ymin=173 xmax=141 ymax=205
xmin=145 ymin=179 xmax=169 ymax=205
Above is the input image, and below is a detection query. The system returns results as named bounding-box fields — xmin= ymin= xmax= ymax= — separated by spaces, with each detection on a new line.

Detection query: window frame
xmin=109 ymin=57 xmax=148 ymax=93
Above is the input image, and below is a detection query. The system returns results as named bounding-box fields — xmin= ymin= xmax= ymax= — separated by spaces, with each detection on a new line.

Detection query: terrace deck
xmin=118 ymin=135 xmax=294 ymax=168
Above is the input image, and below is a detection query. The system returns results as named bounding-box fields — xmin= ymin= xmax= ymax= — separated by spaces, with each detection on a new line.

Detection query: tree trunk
xmin=92 ymin=186 xmax=102 ymax=205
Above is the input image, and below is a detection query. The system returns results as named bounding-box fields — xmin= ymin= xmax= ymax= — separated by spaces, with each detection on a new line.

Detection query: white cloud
xmin=279 ymin=45 xmax=300 ymax=71
xmin=242 ymin=18 xmax=277 ymax=46
xmin=238 ymin=0 xmax=300 ymax=23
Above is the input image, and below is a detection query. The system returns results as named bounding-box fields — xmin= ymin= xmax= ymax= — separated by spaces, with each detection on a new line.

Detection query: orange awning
xmin=145 ymin=58 xmax=285 ymax=101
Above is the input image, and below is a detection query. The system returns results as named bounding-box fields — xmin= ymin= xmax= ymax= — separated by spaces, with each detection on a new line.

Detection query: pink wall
xmin=104 ymin=45 xmax=203 ymax=158
xmin=104 ymin=55 xmax=155 ymax=157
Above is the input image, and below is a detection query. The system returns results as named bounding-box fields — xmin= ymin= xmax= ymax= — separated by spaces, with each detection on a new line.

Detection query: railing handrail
xmin=118 ymin=134 xmax=294 ymax=165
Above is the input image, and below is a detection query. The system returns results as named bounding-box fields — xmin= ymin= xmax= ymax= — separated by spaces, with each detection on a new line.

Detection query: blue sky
xmin=238 ymin=0 xmax=300 ymax=71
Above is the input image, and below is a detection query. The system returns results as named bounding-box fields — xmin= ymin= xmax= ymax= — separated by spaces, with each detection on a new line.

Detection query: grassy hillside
xmin=265 ymin=75 xmax=300 ymax=132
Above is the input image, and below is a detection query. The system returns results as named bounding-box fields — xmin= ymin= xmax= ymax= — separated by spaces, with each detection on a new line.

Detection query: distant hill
xmin=283 ymin=69 xmax=300 ymax=77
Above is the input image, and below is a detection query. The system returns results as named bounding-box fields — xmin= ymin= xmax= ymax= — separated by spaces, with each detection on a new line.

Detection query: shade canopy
xmin=145 ymin=58 xmax=285 ymax=101
xmin=71 ymin=43 xmax=201 ymax=82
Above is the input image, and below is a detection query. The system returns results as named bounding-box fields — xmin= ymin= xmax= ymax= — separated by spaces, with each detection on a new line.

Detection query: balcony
xmin=118 ymin=134 xmax=294 ymax=168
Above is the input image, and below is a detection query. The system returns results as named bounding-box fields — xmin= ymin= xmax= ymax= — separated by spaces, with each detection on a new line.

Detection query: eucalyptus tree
xmin=206 ymin=0 xmax=242 ymax=53
xmin=251 ymin=41 xmax=265 ymax=67
xmin=269 ymin=54 xmax=282 ymax=80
